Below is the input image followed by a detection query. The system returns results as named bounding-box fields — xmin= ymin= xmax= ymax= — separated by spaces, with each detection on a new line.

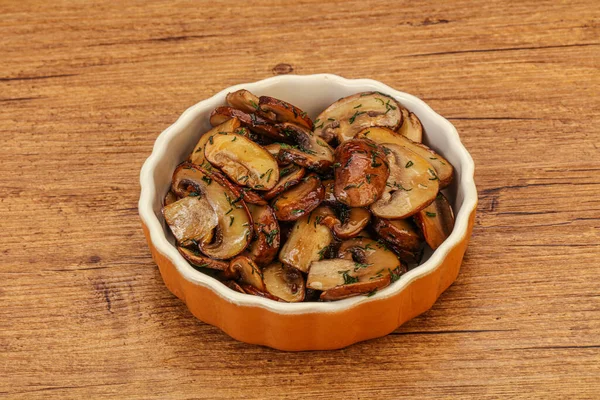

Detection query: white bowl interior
xmin=140 ymin=74 xmax=476 ymax=314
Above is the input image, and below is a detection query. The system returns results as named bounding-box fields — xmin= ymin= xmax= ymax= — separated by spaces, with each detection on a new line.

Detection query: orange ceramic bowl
xmin=139 ymin=74 xmax=477 ymax=351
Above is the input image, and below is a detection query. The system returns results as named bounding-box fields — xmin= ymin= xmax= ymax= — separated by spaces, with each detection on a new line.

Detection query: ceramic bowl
xmin=139 ymin=74 xmax=477 ymax=351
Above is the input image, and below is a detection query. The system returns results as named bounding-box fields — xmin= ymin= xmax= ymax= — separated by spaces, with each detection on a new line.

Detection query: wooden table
xmin=2 ymin=1 xmax=599 ymax=398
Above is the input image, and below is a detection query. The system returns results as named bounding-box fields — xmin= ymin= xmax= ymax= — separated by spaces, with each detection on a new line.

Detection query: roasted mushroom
xmin=209 ymin=106 xmax=288 ymax=142
xmin=276 ymin=123 xmax=335 ymax=172
xmin=414 ymin=193 xmax=455 ymax=250
xmin=271 ymin=174 xmax=324 ymax=221
xmin=263 ymin=261 xmax=306 ymax=302
xmin=356 ymin=127 xmax=453 ymax=188
xmin=246 ymin=204 xmax=280 ymax=267
xmin=189 ymin=118 xmax=241 ymax=167
xmin=397 ymin=108 xmax=423 ymax=143
xmin=204 ymin=131 xmax=279 ymax=191
xmin=226 ymin=89 xmax=262 ymax=114
xmin=373 ymin=217 xmax=423 ymax=264
xmin=278 ymin=207 xmax=335 ymax=273
xmin=162 ymin=195 xmax=218 ymax=245
xmin=370 ymin=144 xmax=439 ymax=219
xmin=227 ymin=255 xmax=265 ymax=291
xmin=313 ymin=92 xmax=403 ymax=143
xmin=178 ymin=246 xmax=229 ymax=271
xmin=171 ymin=164 xmax=252 ymax=259
xmin=321 ymin=207 xmax=371 ymax=240
xmin=333 ymin=138 xmax=389 ymax=207
xmin=263 ymin=165 xmax=306 ymax=201
xmin=259 ymin=96 xmax=313 ymax=130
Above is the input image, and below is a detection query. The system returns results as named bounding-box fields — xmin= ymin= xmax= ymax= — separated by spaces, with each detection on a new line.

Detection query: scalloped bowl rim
xmin=139 ymin=73 xmax=477 ymax=315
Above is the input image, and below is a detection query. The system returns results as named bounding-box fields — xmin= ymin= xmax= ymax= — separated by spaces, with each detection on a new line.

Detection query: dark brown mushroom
xmin=321 ymin=207 xmax=371 ymax=240
xmin=209 ymin=106 xmax=289 ymax=142
xmin=333 ymin=139 xmax=389 ymax=207
xmin=227 ymin=255 xmax=265 ymax=291
xmin=263 ymin=261 xmax=306 ymax=302
xmin=258 ymin=95 xmax=313 ymax=130
xmin=263 ymin=165 xmax=306 ymax=201
xmin=246 ymin=204 xmax=280 ymax=267
xmin=414 ymin=193 xmax=455 ymax=250
xmin=271 ymin=174 xmax=324 ymax=221
xmin=276 ymin=123 xmax=335 ymax=172
xmin=178 ymin=246 xmax=229 ymax=271
xmin=373 ymin=217 xmax=424 ymax=263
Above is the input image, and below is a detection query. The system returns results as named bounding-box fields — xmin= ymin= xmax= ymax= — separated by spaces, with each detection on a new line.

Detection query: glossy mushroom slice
xmin=356 ymin=127 xmax=453 ymax=188
xmin=333 ymin=139 xmax=389 ymax=207
xmin=373 ymin=217 xmax=423 ymax=263
xmin=162 ymin=195 xmax=218 ymax=245
xmin=277 ymin=123 xmax=335 ymax=172
xmin=188 ymin=118 xmax=241 ymax=167
xmin=263 ymin=165 xmax=306 ymax=201
xmin=263 ymin=261 xmax=305 ymax=302
xmin=414 ymin=193 xmax=455 ymax=250
xmin=171 ymin=164 xmax=252 ymax=259
xmin=397 ymin=108 xmax=423 ymax=143
xmin=271 ymin=174 xmax=324 ymax=221
xmin=209 ymin=106 xmax=289 ymax=142
xmin=279 ymin=207 xmax=335 ymax=273
xmin=227 ymin=255 xmax=265 ymax=291
xmin=313 ymin=92 xmax=403 ymax=143
xmin=370 ymin=144 xmax=439 ymax=219
xmin=321 ymin=207 xmax=371 ymax=240
xmin=258 ymin=96 xmax=313 ymax=130
xmin=226 ymin=89 xmax=260 ymax=114
xmin=177 ymin=246 xmax=229 ymax=271
xmin=246 ymin=204 xmax=280 ymax=267
xmin=204 ymin=131 xmax=279 ymax=191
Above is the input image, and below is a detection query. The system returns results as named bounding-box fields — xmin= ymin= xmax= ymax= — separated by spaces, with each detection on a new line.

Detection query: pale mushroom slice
xmin=414 ymin=193 xmax=455 ymax=250
xmin=204 ymin=132 xmax=279 ymax=191
xmin=263 ymin=261 xmax=305 ymax=302
xmin=277 ymin=123 xmax=335 ymax=172
xmin=162 ymin=196 xmax=218 ymax=245
xmin=397 ymin=108 xmax=423 ymax=143
xmin=271 ymin=174 xmax=324 ymax=221
xmin=321 ymin=207 xmax=371 ymax=240
xmin=177 ymin=246 xmax=229 ymax=271
xmin=370 ymin=144 xmax=439 ymax=219
xmin=263 ymin=165 xmax=306 ymax=201
xmin=227 ymin=255 xmax=265 ymax=291
xmin=259 ymin=96 xmax=313 ymax=130
xmin=246 ymin=204 xmax=280 ymax=267
xmin=279 ymin=207 xmax=335 ymax=273
xmin=313 ymin=92 xmax=403 ymax=143
xmin=373 ymin=217 xmax=423 ymax=264
xmin=209 ymin=106 xmax=289 ymax=142
xmin=171 ymin=164 xmax=252 ymax=259
xmin=356 ymin=127 xmax=453 ymax=188
xmin=333 ymin=138 xmax=389 ymax=207
xmin=189 ymin=118 xmax=241 ymax=166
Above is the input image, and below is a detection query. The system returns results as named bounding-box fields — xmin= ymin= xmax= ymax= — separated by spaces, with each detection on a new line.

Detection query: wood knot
xmin=89 ymin=255 xmax=102 ymax=263
xmin=272 ymin=63 xmax=294 ymax=75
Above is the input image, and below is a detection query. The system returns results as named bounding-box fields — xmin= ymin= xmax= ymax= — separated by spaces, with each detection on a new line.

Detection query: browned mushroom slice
xmin=321 ymin=207 xmax=371 ymax=240
xmin=246 ymin=204 xmax=280 ymax=267
xmin=224 ymin=280 xmax=245 ymax=293
xmin=373 ymin=218 xmax=423 ymax=263
xmin=279 ymin=207 xmax=335 ymax=273
xmin=370 ymin=144 xmax=439 ymax=219
xmin=414 ymin=193 xmax=455 ymax=250
xmin=263 ymin=165 xmax=306 ymax=200
xmin=271 ymin=174 xmax=324 ymax=221
xmin=397 ymin=108 xmax=423 ymax=143
xmin=276 ymin=123 xmax=335 ymax=172
xmin=228 ymin=255 xmax=265 ymax=291
xmin=162 ymin=196 xmax=218 ymax=245
xmin=202 ymin=167 xmax=267 ymax=206
xmin=209 ymin=106 xmax=288 ymax=142
xmin=313 ymin=92 xmax=403 ymax=143
xmin=258 ymin=96 xmax=313 ymax=130
xmin=171 ymin=164 xmax=252 ymax=259
xmin=333 ymin=139 xmax=389 ymax=207
xmin=164 ymin=190 xmax=177 ymax=206
xmin=356 ymin=127 xmax=453 ymax=188
xmin=239 ymin=284 xmax=282 ymax=300
xmin=189 ymin=118 xmax=241 ymax=166
xmin=226 ymin=89 xmax=261 ymax=114
xmin=320 ymin=276 xmax=392 ymax=301
xmin=177 ymin=246 xmax=228 ymax=271
xmin=204 ymin=132 xmax=279 ymax=191
xmin=263 ymin=261 xmax=305 ymax=302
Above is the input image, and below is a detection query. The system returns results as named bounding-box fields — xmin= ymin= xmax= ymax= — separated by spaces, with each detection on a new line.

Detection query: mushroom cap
xmin=263 ymin=261 xmax=306 ymax=302
xmin=246 ymin=204 xmax=280 ymax=267
xmin=271 ymin=174 xmax=324 ymax=221
xmin=414 ymin=193 xmax=455 ymax=250
xmin=162 ymin=195 xmax=218 ymax=245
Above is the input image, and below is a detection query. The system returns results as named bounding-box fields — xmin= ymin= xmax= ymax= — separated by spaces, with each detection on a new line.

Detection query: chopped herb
xmin=316 ymin=139 xmax=328 ymax=147
xmin=231 ymin=136 xmax=237 ymax=142
xmin=339 ymin=270 xmax=359 ymax=285
xmin=208 ymin=136 xmax=214 ymax=145
xmin=405 ymin=161 xmax=414 ymax=168
xmin=389 ymin=267 xmax=402 ymax=283
xmin=366 ymin=289 xmax=378 ymax=297
xmin=429 ymin=157 xmax=438 ymax=160
xmin=229 ymin=216 xmax=235 ymax=226
xmin=428 ymin=168 xmax=439 ymax=180
xmin=382 ymin=146 xmax=391 ymax=155
xmin=349 ymin=110 xmax=366 ymax=124
xmin=225 ymin=208 xmax=234 ymax=215
xmin=314 ymin=118 xmax=320 ymax=124
xmin=202 ymin=176 xmax=212 ymax=185
xmin=250 ymin=113 xmax=257 ymax=123
xmin=291 ymin=209 xmax=304 ymax=215
xmin=371 ymin=152 xmax=382 ymax=167
xmin=360 ymin=92 xmax=372 ymax=97
xmin=374 ymin=97 xmax=385 ymax=105
xmin=218 ymin=131 xmax=228 ymax=135
xmin=363 ymin=130 xmax=370 ymax=136
xmin=317 ymin=246 xmax=328 ymax=260
xmin=188 ymin=192 xmax=200 ymax=197
xmin=239 ymin=175 xmax=249 ymax=182
xmin=255 ymin=184 xmax=264 ymax=189
xmin=418 ymin=183 xmax=428 ymax=189
xmin=425 ymin=211 xmax=437 ymax=217
xmin=260 ymin=168 xmax=274 ymax=181
xmin=384 ymin=99 xmax=397 ymax=114
xmin=194 ymin=146 xmax=203 ymax=153
xmin=344 ymin=182 xmax=364 ymax=190
xmin=314 ymin=215 xmax=324 ymax=228
xmin=333 ymin=162 xmax=342 ymax=168
xmin=365 ymin=141 xmax=378 ymax=149
xmin=366 ymin=174 xmax=378 ymax=184
xmin=353 ymin=262 xmax=371 ymax=271
xmin=300 ymin=111 xmax=307 ymax=118
xmin=314 ymin=122 xmax=324 ymax=130
xmin=264 ymin=229 xmax=278 ymax=246
xmin=353 ymin=104 xmax=362 ymax=109
xmin=327 ymin=117 xmax=335 ymax=121
xmin=249 ymin=100 xmax=259 ymax=110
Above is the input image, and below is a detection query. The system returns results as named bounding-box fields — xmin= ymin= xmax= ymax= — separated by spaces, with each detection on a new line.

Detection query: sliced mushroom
xmin=204 ymin=132 xmax=279 ymax=191
xmin=239 ymin=284 xmax=281 ymax=300
xmin=333 ymin=139 xmax=389 ymax=207
xmin=397 ymin=108 xmax=423 ymax=143
xmin=370 ymin=144 xmax=439 ymax=219
xmin=279 ymin=207 xmax=334 ymax=273
xmin=171 ymin=164 xmax=252 ymax=259
xmin=373 ymin=217 xmax=423 ymax=263
xmin=177 ymin=246 xmax=229 ymax=271
xmin=189 ymin=118 xmax=241 ymax=166
xmin=226 ymin=89 xmax=261 ymax=114
xmin=356 ymin=127 xmax=453 ymax=188
xmin=271 ymin=174 xmax=324 ymax=221
xmin=276 ymin=123 xmax=334 ymax=172
xmin=164 ymin=190 xmax=177 ymax=206
xmin=263 ymin=165 xmax=306 ymax=201
xmin=228 ymin=255 xmax=265 ymax=291
xmin=414 ymin=193 xmax=455 ymax=250
xmin=162 ymin=195 xmax=218 ymax=245
xmin=321 ymin=207 xmax=371 ymax=240
xmin=209 ymin=106 xmax=288 ymax=142
xmin=320 ymin=276 xmax=392 ymax=301
xmin=313 ymin=92 xmax=403 ymax=143
xmin=224 ymin=280 xmax=245 ymax=293
xmin=258 ymin=96 xmax=313 ymax=130
xmin=263 ymin=261 xmax=305 ymax=302
xmin=246 ymin=204 xmax=280 ymax=267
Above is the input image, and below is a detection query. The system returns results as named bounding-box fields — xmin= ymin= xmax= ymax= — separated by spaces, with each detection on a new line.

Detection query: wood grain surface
xmin=1 ymin=0 xmax=599 ymax=398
